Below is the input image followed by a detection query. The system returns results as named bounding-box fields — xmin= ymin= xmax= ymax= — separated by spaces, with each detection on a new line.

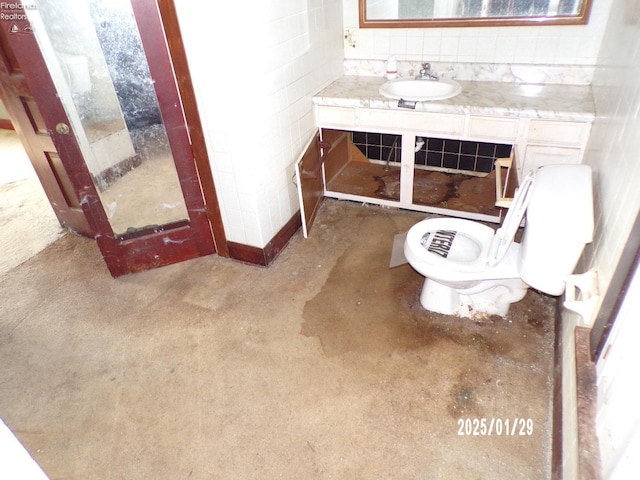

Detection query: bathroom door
xmin=0 ymin=32 xmax=93 ymax=237
xmin=0 ymin=0 xmax=223 ymax=276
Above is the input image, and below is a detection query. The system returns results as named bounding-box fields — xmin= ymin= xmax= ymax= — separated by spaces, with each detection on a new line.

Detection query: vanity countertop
xmin=313 ymin=75 xmax=595 ymax=122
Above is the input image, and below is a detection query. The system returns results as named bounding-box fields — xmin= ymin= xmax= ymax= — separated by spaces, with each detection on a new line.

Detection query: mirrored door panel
xmin=27 ymin=0 xmax=188 ymax=236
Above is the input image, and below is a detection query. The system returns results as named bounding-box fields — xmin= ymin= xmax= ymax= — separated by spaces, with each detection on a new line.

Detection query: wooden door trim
xmin=227 ymin=212 xmax=302 ymax=267
xmin=130 ymin=0 xmax=214 ymax=258
xmin=155 ymin=0 xmax=228 ymax=257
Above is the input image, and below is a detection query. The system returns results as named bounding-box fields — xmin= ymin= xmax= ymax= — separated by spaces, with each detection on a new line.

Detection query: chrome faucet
xmin=416 ymin=62 xmax=438 ymax=81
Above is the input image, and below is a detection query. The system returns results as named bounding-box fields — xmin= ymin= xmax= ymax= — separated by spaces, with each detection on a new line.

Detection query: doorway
xmin=0 ymin=126 xmax=63 ymax=275
xmin=0 ymin=0 xmax=227 ymax=277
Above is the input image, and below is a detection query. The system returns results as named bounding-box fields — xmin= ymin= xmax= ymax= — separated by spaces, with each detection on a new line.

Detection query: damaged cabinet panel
xmin=295 ymin=132 xmax=325 ymax=238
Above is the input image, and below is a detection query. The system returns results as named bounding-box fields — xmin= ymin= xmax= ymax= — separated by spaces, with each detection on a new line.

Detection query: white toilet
xmin=403 ymin=164 xmax=594 ymax=318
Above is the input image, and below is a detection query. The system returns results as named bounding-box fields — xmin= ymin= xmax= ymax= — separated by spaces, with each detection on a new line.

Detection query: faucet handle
xmin=421 ymin=62 xmax=431 ymax=70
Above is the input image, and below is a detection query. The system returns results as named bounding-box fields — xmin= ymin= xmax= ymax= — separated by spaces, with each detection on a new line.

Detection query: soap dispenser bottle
xmin=385 ymin=56 xmax=398 ymax=80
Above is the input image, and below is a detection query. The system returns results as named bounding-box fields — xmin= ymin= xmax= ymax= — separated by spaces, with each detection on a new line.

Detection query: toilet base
xmin=419 ymin=277 xmax=529 ymax=318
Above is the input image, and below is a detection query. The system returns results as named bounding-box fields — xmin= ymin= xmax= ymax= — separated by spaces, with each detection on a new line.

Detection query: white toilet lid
xmin=420 ymin=229 xmax=482 ymax=263
xmin=406 ymin=217 xmax=496 ymax=273
xmin=488 ymin=171 xmax=535 ymax=266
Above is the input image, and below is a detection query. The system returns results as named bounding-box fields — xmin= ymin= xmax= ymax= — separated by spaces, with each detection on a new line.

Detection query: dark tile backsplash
xmin=352 ymin=131 xmax=512 ymax=174
xmin=352 ymin=131 xmax=401 ymax=163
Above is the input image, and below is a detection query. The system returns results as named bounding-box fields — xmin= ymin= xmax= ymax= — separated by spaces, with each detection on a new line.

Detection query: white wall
xmin=596 ymin=265 xmax=640 ymax=480
xmin=560 ymin=0 xmax=640 ymax=477
xmin=582 ymin=0 xmax=640 ymax=295
xmin=174 ymin=1 xmax=343 ymax=247
xmin=343 ymin=0 xmax=611 ymax=65
xmin=587 ymin=0 xmax=640 ymax=477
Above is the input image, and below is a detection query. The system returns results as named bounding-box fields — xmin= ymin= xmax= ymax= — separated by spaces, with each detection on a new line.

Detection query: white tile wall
xmin=173 ymin=1 xmax=343 ymax=247
xmin=583 ymin=0 xmax=640 ymax=304
xmin=561 ymin=0 xmax=640 ymax=478
xmin=595 ymin=265 xmax=640 ymax=480
xmin=343 ymin=0 xmax=612 ymax=66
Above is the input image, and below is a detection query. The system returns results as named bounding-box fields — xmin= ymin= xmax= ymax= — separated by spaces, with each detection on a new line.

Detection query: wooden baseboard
xmin=552 ymin=298 xmax=564 ymax=480
xmin=227 ymin=211 xmax=302 ymax=266
xmin=553 ymin=311 xmax=602 ymax=480
xmin=575 ymin=326 xmax=602 ymax=480
xmin=0 ymin=119 xmax=14 ymax=130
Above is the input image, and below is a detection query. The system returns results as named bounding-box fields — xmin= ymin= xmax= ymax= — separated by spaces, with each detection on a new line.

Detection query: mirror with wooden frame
xmin=359 ymin=0 xmax=594 ymax=28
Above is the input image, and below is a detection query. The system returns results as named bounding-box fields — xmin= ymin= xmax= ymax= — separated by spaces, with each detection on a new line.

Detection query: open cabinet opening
xmin=323 ymin=129 xmax=517 ymax=217
xmin=296 ymin=128 xmax=520 ymax=237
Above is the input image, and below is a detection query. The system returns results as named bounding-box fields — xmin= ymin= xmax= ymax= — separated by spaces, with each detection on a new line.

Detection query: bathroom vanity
xmin=296 ymin=75 xmax=594 ymax=237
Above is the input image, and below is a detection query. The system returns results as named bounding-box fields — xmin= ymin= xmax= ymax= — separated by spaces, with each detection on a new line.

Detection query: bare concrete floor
xmin=0 ymin=199 xmax=555 ymax=479
xmin=0 ymin=129 xmax=63 ymax=275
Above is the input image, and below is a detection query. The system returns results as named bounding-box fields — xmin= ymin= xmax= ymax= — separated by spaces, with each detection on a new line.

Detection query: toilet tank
xmin=518 ymin=164 xmax=594 ymax=296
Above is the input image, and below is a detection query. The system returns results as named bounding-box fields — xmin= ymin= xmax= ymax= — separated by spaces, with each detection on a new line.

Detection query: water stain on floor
xmin=300 ymin=210 xmax=555 ymax=362
xmin=300 ymin=202 xmax=556 ymax=478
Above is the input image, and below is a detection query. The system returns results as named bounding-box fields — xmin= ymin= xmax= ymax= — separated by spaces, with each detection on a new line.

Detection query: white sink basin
xmin=379 ymin=77 xmax=462 ymax=102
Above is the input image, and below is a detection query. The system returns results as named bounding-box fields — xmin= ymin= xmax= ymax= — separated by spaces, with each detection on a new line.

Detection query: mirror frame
xmin=359 ymin=0 xmax=594 ymax=28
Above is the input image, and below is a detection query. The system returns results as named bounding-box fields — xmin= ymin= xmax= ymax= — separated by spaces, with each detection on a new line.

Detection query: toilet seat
xmin=405 ymin=217 xmax=495 ymax=273
xmin=404 ymin=171 xmax=536 ymax=279
xmin=488 ymin=171 xmax=535 ymax=265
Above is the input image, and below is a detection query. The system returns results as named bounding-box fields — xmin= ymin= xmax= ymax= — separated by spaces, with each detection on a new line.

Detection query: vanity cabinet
xmin=298 ymin=82 xmax=593 ymax=237
xmin=315 ymin=105 xmax=591 ymax=178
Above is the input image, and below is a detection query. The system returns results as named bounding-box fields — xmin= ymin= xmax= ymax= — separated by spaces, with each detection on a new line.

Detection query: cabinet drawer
xmin=527 ymin=120 xmax=589 ymax=147
xmin=315 ymin=106 xmax=356 ymax=128
xmin=358 ymin=109 xmax=464 ymax=136
xmin=468 ymin=116 xmax=519 ymax=142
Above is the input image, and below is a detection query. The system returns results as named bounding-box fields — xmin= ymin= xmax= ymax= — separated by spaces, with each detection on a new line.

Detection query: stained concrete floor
xmin=0 ymin=199 xmax=556 ymax=479
xmin=0 ymin=129 xmax=63 ymax=275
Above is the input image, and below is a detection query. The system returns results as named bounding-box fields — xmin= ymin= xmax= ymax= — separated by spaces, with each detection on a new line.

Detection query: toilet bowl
xmin=404 ymin=218 xmax=529 ymax=317
xmin=404 ymin=164 xmax=594 ymax=318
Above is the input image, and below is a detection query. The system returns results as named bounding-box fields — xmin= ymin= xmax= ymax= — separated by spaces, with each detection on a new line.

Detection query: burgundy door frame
xmin=154 ymin=0 xmax=228 ymax=258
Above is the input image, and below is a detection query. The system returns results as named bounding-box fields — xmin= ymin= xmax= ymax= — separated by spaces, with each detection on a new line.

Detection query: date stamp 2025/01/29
xmin=458 ymin=417 xmax=534 ymax=436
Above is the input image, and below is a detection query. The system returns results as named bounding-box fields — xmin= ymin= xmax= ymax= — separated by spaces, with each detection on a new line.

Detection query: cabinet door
xmin=321 ymin=129 xmax=351 ymax=186
xmin=296 ymin=131 xmax=336 ymax=238
xmin=295 ymin=130 xmax=349 ymax=237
